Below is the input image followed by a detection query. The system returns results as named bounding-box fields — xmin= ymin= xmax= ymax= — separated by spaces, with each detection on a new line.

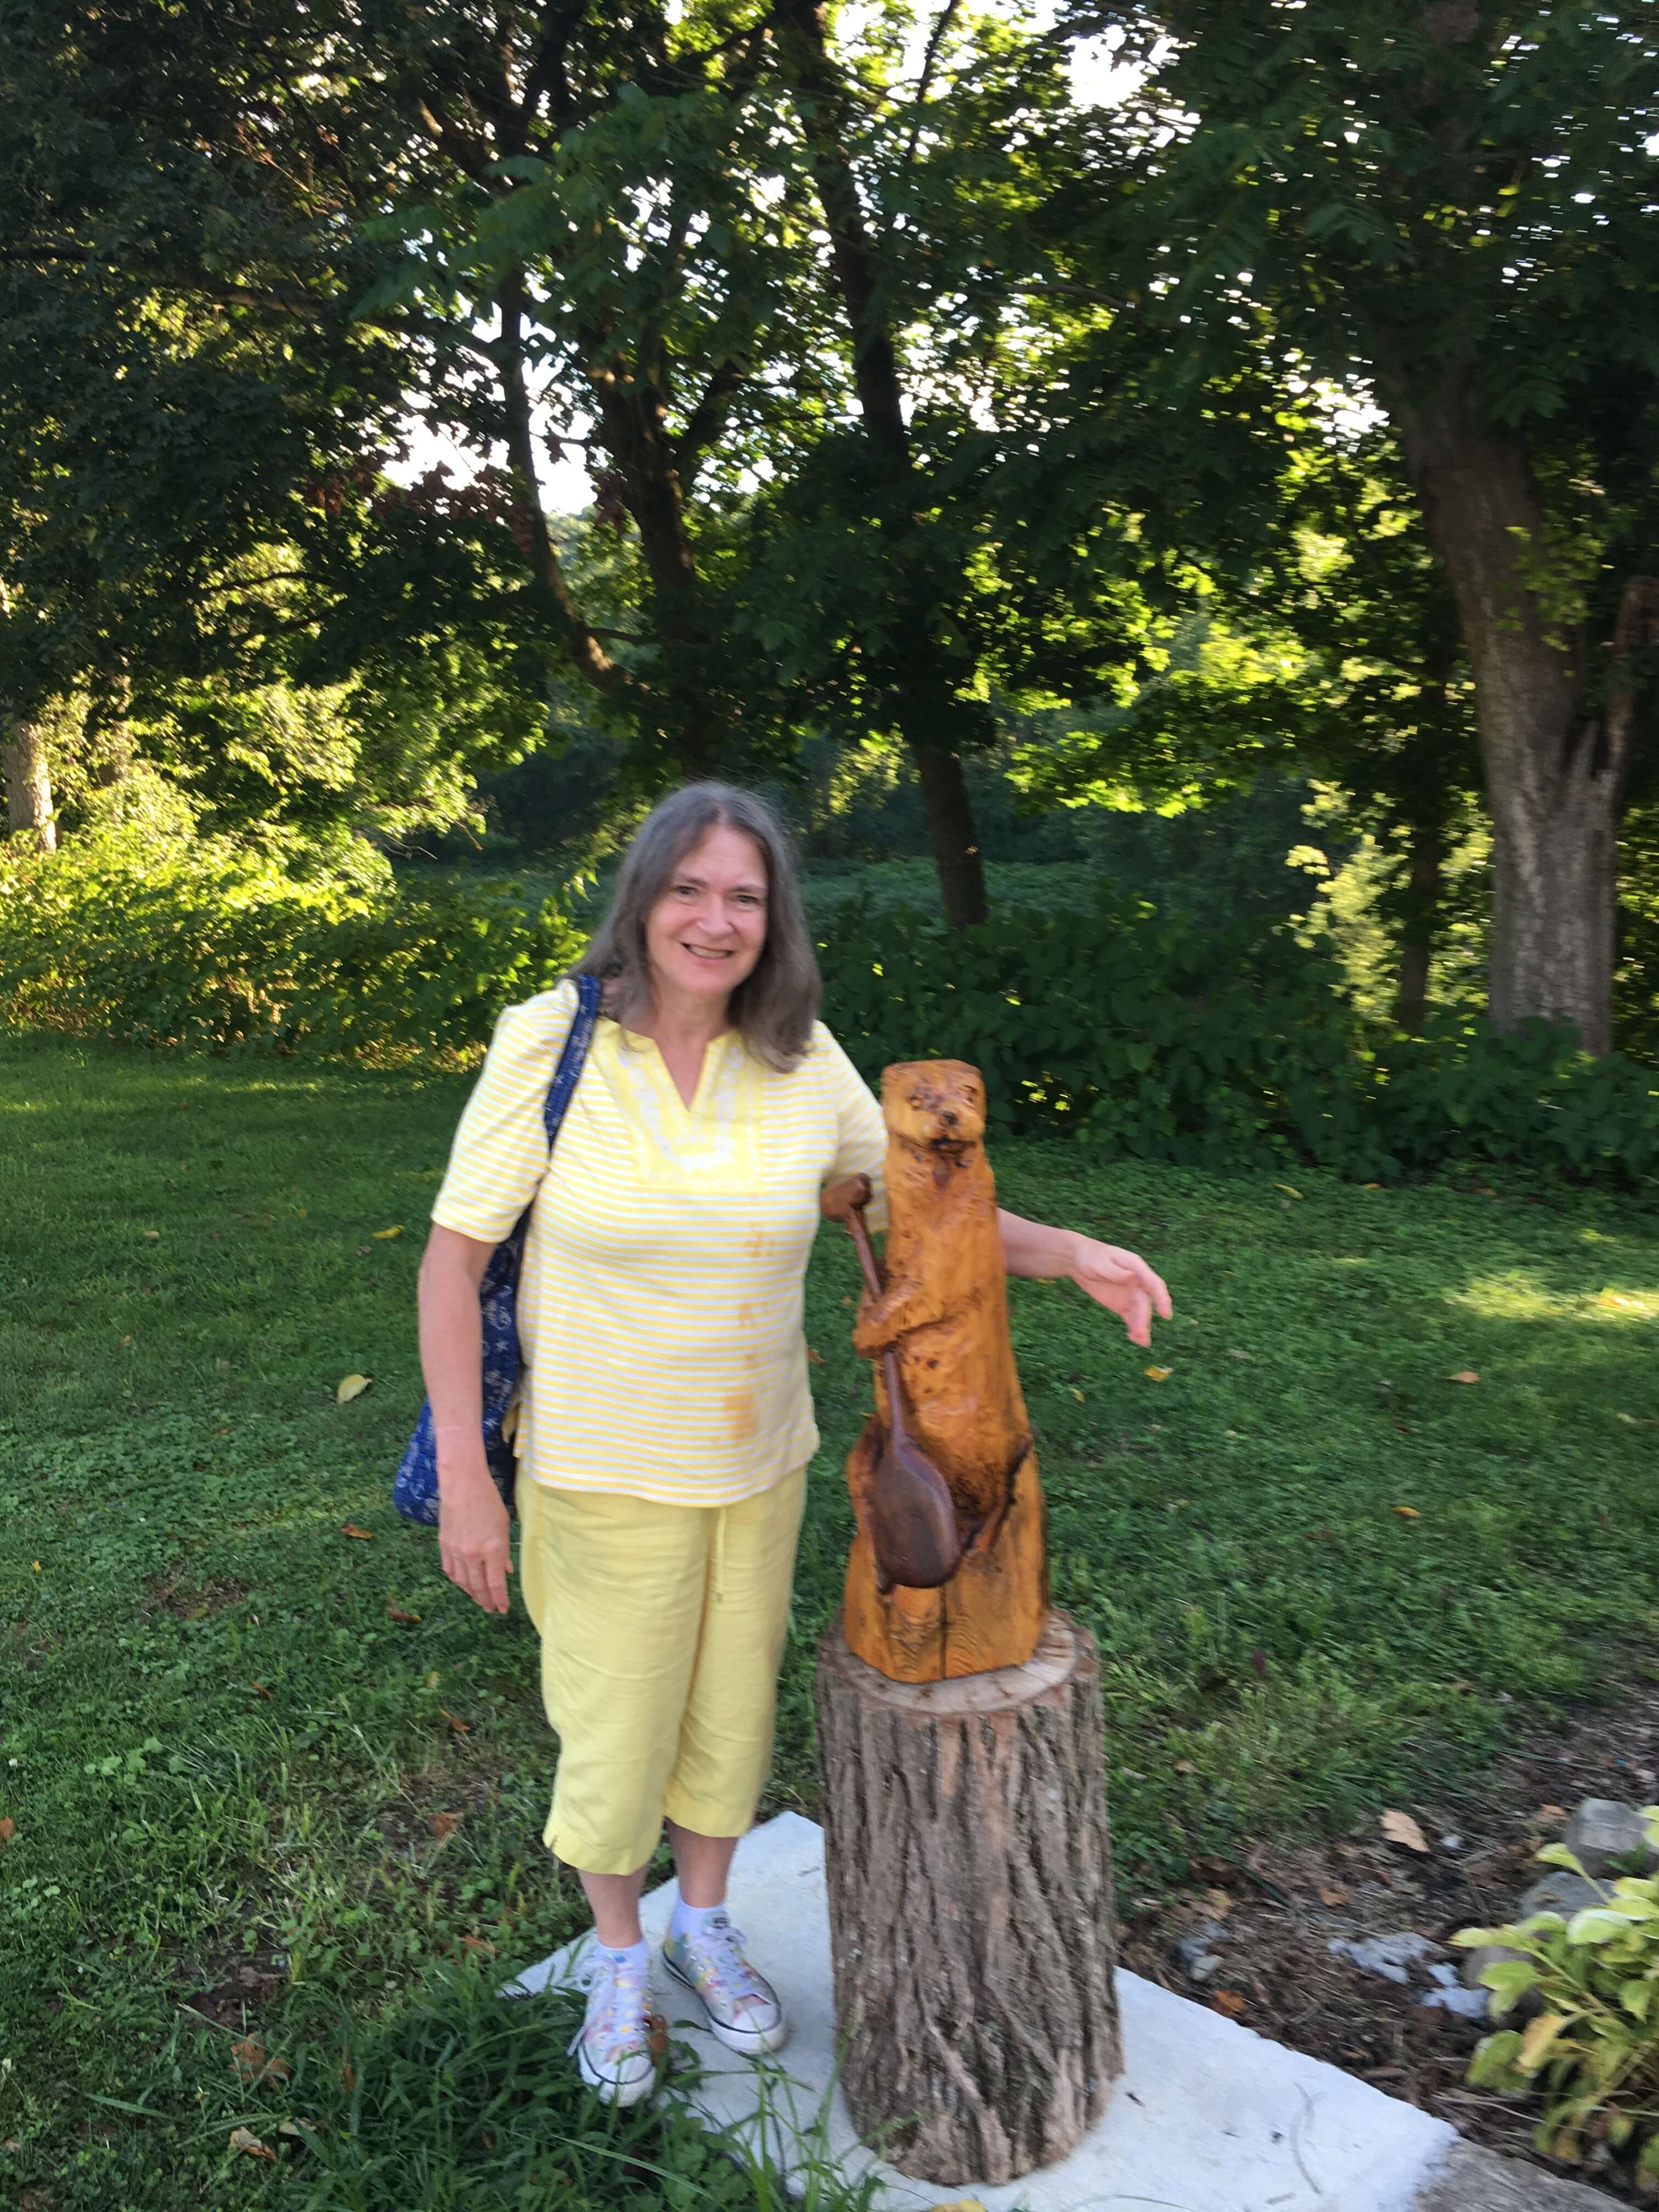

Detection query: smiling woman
xmin=413 ymin=778 xmax=1169 ymax=2113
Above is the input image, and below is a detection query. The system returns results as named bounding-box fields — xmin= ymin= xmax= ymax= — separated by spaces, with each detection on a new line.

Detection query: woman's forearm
xmin=997 ymin=1209 xmax=1082 ymax=1281
xmin=417 ymin=1226 xmax=495 ymax=1492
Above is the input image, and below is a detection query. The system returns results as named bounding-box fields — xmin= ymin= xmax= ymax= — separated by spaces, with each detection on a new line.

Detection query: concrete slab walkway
xmin=509 ymin=1813 xmax=1607 ymax=2212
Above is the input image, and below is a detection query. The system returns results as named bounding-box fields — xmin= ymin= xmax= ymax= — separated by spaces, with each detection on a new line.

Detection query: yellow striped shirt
xmin=430 ymin=980 xmax=889 ymax=1505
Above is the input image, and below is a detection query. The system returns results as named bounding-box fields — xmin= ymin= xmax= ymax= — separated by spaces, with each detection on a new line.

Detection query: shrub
xmin=1453 ymin=1813 xmax=1659 ymax=2182
xmin=0 ymin=826 xmax=584 ymax=1063
xmin=816 ymin=897 xmax=1659 ymax=1186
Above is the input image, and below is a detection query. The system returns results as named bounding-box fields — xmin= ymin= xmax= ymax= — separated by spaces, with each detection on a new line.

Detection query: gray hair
xmin=574 ymin=783 xmax=820 ymax=1069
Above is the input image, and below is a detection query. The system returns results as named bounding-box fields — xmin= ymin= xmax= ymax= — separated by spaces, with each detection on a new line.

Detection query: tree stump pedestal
xmin=814 ymin=1607 xmax=1122 ymax=2187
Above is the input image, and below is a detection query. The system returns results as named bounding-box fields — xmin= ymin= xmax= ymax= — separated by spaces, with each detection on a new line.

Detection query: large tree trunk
xmin=815 ymin=1610 xmax=1121 ymax=2186
xmin=774 ymin=0 xmax=989 ymax=929
xmin=1390 ymin=379 xmax=1655 ymax=1052
xmin=3 ymin=718 xmax=57 ymax=852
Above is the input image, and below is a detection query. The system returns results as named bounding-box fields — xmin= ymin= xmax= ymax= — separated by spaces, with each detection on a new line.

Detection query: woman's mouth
xmin=681 ymin=944 xmax=732 ymax=961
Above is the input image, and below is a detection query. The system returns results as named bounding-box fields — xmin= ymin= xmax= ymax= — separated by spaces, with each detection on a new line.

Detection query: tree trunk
xmin=1395 ymin=814 xmax=1442 ymax=1032
xmin=1389 ymin=376 xmax=1652 ymax=1053
xmin=774 ymin=0 xmax=989 ymax=928
xmin=815 ymin=1609 xmax=1121 ymax=2186
xmin=4 ymin=718 xmax=57 ymax=852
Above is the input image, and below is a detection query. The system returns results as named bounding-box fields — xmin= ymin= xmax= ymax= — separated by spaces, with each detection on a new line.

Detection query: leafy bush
xmin=5 ymin=839 xmax=1655 ymax=1182
xmin=816 ymin=898 xmax=1659 ymax=1186
xmin=0 ymin=826 xmax=583 ymax=1063
xmin=1454 ymin=1813 xmax=1659 ymax=2181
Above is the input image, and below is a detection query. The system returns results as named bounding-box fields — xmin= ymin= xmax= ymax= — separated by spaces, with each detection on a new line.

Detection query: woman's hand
xmin=1066 ymin=1235 xmax=1172 ymax=1349
xmin=998 ymin=1209 xmax=1172 ymax=1347
xmin=439 ymin=1462 xmax=513 ymax=1614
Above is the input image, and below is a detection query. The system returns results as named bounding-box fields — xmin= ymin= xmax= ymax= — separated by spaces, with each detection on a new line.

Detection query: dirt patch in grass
xmin=1123 ymin=1664 xmax=1659 ymax=2202
xmin=140 ymin=1571 xmax=251 ymax=1619
xmin=177 ymin=1949 xmax=290 ymax=2032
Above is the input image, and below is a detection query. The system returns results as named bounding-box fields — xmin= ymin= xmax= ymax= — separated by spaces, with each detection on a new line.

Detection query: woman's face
xmin=644 ymin=824 xmax=770 ymax=1013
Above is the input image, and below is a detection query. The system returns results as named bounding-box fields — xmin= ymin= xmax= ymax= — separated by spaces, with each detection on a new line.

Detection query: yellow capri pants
xmin=516 ymin=1464 xmax=808 ymax=1876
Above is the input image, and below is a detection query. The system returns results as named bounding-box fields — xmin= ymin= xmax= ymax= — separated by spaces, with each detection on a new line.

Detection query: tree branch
xmin=496 ymin=266 xmax=636 ymax=701
xmin=903 ymin=0 xmax=964 ymax=170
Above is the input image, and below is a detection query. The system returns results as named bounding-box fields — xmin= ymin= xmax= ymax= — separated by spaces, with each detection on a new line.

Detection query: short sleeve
xmin=817 ymin=1025 xmax=889 ymax=1234
xmin=431 ymin=984 xmax=579 ymax=1244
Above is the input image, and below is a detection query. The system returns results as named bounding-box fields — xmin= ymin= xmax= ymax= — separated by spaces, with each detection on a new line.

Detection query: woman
xmin=417 ymin=782 xmax=1170 ymax=2106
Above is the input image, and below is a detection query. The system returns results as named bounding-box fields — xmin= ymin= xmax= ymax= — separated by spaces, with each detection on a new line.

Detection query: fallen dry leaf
xmin=807 ymin=1346 xmax=823 ymax=1365
xmin=372 ymin=1224 xmax=404 ymax=1240
xmin=336 ymin=1373 xmax=373 ymax=1403
xmin=428 ymin=1812 xmax=464 ymax=1840
xmin=1361 ymin=1181 xmax=1383 ymax=1190
xmin=229 ymin=2126 xmax=276 ymax=2162
xmin=338 ymin=2058 xmax=356 ymax=2094
xmin=459 ymin=1933 xmax=496 ymax=1957
xmin=1538 ymin=1803 xmax=1568 ymax=1822
xmin=142 ymin=1229 xmax=160 ymax=1242
xmin=1273 ymin=1183 xmax=1304 ymax=1200
xmin=117 ymin=1333 xmax=133 ymax=1347
xmin=1227 ymin=1347 xmax=1253 ymax=1360
xmin=1319 ymin=1886 xmax=1349 ymax=1906
xmin=387 ymin=1601 xmax=421 ymax=1626
xmin=1391 ymin=1505 xmax=1421 ymax=1520
xmin=1144 ymin=1364 xmax=1173 ymax=1382
xmin=1204 ymin=1888 xmax=1233 ymax=1916
xmin=934 ymin=2201 xmax=991 ymax=2212
xmin=1070 ymin=1387 xmax=1085 ymax=1402
xmin=250 ymin=1680 xmax=272 ymax=1700
xmin=1449 ymin=1370 xmax=1480 ymax=1385
xmin=1380 ymin=1809 xmax=1429 ymax=1854
xmin=340 ymin=1523 xmax=374 ymax=1542
xmin=1211 ymin=1989 xmax=1248 ymax=2018
xmin=230 ymin=2035 xmax=291 ymax=2085
xmin=439 ymin=1707 xmax=471 ymax=1735
xmin=426 ymin=1669 xmax=441 ymax=1688
xmin=0 ymin=1817 xmax=15 ymax=1846
xmin=1173 ymin=1759 xmax=1198 ymax=1775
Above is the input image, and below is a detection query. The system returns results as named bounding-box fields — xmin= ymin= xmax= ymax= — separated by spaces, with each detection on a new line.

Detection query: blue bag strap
xmin=543 ymin=972 xmax=602 ymax=1148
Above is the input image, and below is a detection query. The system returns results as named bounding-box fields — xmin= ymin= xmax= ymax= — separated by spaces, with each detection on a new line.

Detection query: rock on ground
xmin=1564 ymin=1797 xmax=1657 ymax=1877
xmin=1414 ymin=2142 xmax=1615 ymax=2210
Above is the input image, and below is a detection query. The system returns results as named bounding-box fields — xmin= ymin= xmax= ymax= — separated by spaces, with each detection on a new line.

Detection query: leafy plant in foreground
xmin=1455 ymin=1809 xmax=1659 ymax=2182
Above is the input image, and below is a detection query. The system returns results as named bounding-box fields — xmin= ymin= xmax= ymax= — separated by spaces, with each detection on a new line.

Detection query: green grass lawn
xmin=3 ymin=1028 xmax=1658 ymax=2208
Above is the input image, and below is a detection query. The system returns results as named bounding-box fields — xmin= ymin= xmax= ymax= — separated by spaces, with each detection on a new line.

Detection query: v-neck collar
xmin=621 ymin=1024 xmax=732 ymax=1118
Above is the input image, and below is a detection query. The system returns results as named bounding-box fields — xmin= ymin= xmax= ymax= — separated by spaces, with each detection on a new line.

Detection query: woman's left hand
xmin=1066 ymin=1234 xmax=1172 ymax=1348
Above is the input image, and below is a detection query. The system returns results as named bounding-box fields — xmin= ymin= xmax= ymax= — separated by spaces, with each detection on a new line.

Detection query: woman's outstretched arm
xmin=997 ymin=1210 xmax=1172 ymax=1349
xmin=418 ymin=1224 xmax=514 ymax=1614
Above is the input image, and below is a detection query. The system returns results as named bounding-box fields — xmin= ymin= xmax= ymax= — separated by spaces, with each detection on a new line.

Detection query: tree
xmin=1 ymin=0 xmax=817 ymax=814
xmin=1066 ymin=0 xmax=1659 ymax=1050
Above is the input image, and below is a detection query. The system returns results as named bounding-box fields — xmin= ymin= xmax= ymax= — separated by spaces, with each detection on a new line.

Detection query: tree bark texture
xmin=774 ymin=0 xmax=988 ymax=929
xmin=1390 ymin=377 xmax=1657 ymax=1052
xmin=815 ymin=1610 xmax=1121 ymax=2186
xmin=4 ymin=719 xmax=57 ymax=852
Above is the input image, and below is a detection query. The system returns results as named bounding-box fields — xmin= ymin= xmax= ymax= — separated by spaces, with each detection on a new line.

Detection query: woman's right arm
xmin=419 ymin=1226 xmax=514 ymax=1615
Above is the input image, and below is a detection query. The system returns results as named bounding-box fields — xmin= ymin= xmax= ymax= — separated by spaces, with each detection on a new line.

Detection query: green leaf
xmin=1566 ymin=1909 xmax=1639 ymax=1945
xmin=1468 ymin=2030 xmax=1528 ymax=2092
xmin=1479 ymin=1959 xmax=1541 ymax=2013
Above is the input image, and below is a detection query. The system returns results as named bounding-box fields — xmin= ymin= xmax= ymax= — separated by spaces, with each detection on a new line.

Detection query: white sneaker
xmin=662 ymin=1912 xmax=788 ymax=2056
xmin=568 ymin=1943 xmax=660 ymax=2106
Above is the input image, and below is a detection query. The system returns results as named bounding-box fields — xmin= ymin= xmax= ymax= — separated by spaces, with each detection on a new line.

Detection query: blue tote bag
xmin=392 ymin=972 xmax=602 ymax=1526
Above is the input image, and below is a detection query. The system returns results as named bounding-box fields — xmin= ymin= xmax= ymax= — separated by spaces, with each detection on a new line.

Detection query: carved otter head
xmin=881 ymin=1060 xmax=987 ymax=1155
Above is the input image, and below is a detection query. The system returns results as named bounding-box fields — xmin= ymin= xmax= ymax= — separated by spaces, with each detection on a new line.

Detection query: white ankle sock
xmin=596 ymin=1936 xmax=650 ymax=1975
xmin=669 ymin=1899 xmax=726 ymax=1945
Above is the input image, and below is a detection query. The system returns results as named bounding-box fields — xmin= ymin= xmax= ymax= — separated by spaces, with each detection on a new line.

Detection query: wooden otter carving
xmin=822 ymin=1059 xmax=1048 ymax=1682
